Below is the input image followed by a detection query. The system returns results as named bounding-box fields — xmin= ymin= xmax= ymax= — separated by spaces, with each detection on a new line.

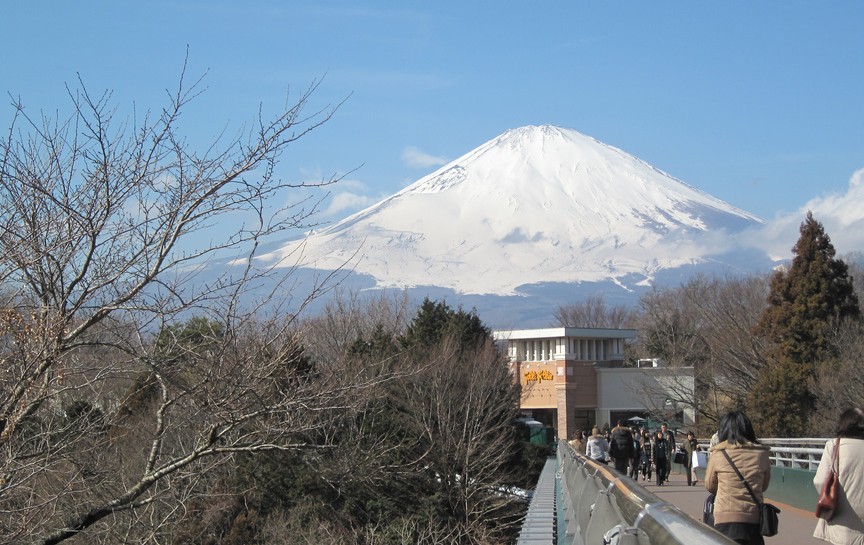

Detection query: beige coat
xmin=704 ymin=440 xmax=771 ymax=525
xmin=813 ymin=437 xmax=864 ymax=545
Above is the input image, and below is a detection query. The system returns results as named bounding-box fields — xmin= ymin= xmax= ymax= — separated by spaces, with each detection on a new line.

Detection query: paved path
xmin=645 ymin=469 xmax=825 ymax=545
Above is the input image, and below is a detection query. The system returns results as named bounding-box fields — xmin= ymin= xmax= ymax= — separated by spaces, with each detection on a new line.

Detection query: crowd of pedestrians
xmin=566 ymin=408 xmax=863 ymax=545
xmin=568 ymin=419 xmax=698 ymax=487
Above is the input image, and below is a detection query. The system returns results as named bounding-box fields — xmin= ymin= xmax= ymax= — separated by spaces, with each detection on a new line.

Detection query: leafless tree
xmin=812 ymin=257 xmax=864 ymax=429
xmin=395 ymin=335 xmax=524 ymax=542
xmin=0 ymin=64 xmax=398 ymax=544
xmin=553 ymin=294 xmax=635 ymax=328
xmin=632 ymin=274 xmax=770 ymax=429
xmin=812 ymin=318 xmax=864 ymax=431
xmin=685 ymin=274 xmax=770 ymax=412
xmin=301 ymin=288 xmax=414 ymax=364
xmin=212 ymin=297 xmax=528 ymax=544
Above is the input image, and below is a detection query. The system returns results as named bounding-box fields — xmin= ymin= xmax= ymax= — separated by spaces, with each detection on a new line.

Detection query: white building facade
xmin=494 ymin=327 xmax=696 ymax=440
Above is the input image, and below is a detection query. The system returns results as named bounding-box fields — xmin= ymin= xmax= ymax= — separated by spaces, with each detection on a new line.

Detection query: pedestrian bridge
xmin=517 ymin=439 xmax=828 ymax=545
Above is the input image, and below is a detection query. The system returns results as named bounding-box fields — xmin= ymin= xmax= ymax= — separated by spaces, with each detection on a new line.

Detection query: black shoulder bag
xmin=703 ymin=492 xmax=715 ymax=526
xmin=720 ymin=449 xmax=780 ymax=537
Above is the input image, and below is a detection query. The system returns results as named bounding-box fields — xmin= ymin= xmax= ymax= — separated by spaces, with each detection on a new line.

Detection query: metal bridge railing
xmin=698 ymin=438 xmax=827 ymax=471
xmin=760 ymin=438 xmax=826 ymax=471
xmin=527 ymin=438 xmax=828 ymax=545
xmin=557 ymin=442 xmax=735 ymax=545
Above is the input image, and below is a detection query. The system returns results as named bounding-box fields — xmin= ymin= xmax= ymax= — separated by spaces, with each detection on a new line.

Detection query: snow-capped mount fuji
xmin=261 ymin=125 xmax=763 ymax=296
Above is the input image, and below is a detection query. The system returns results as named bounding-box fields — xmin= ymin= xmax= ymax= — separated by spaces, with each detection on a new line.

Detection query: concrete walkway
xmin=645 ymin=469 xmax=825 ymax=545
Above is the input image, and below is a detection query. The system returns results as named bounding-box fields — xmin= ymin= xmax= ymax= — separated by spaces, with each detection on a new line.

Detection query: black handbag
xmin=703 ymin=493 xmax=715 ymax=526
xmin=720 ymin=450 xmax=780 ymax=537
xmin=760 ymin=503 xmax=780 ymax=536
xmin=674 ymin=450 xmax=686 ymax=464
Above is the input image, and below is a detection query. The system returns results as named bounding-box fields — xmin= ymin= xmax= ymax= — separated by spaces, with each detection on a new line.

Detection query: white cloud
xmin=741 ymin=168 xmax=864 ymax=260
xmin=322 ymin=191 xmax=375 ymax=217
xmin=401 ymin=146 xmax=448 ymax=169
xmin=290 ymin=173 xmax=378 ymax=218
xmin=850 ymin=168 xmax=864 ymax=188
xmin=319 ymin=178 xmax=381 ymax=217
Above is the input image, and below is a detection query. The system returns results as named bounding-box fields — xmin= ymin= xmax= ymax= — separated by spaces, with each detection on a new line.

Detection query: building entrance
xmin=572 ymin=410 xmax=595 ymax=437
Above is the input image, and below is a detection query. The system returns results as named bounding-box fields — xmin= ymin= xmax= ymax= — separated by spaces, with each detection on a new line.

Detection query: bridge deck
xmin=651 ymin=470 xmax=824 ymax=545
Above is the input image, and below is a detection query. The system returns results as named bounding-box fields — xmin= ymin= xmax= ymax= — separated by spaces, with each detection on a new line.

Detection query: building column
xmin=555 ymin=383 xmax=577 ymax=442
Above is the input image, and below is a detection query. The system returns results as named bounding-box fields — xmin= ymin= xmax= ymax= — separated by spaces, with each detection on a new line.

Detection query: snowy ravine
xmin=259 ymin=125 xmax=764 ymax=297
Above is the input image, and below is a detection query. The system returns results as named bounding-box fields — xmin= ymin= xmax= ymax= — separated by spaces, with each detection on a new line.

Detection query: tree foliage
xmin=176 ymin=296 xmax=531 ymax=545
xmin=634 ymin=215 xmax=862 ymax=437
xmin=348 ymin=299 xmax=527 ymax=543
xmin=755 ymin=211 xmax=860 ymax=364
xmin=7 ymin=67 xmax=860 ymax=544
xmin=631 ymin=274 xmax=769 ymax=433
xmin=401 ymin=297 xmax=491 ymax=354
xmin=749 ymin=212 xmax=861 ymax=435
xmin=553 ymin=294 xmax=634 ymax=329
xmin=0 ymin=68 xmax=387 ymax=545
xmin=811 ymin=318 xmax=864 ymax=431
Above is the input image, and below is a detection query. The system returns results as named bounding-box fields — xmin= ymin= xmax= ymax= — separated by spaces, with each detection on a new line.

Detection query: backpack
xmin=610 ymin=428 xmax=633 ymax=458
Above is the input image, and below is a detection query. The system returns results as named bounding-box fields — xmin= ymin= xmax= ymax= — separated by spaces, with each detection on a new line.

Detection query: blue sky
xmin=2 ymin=2 xmax=863 ymax=253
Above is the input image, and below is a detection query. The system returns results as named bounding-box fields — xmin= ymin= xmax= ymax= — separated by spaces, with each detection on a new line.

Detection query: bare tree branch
xmin=0 ymin=69 xmax=383 ymax=545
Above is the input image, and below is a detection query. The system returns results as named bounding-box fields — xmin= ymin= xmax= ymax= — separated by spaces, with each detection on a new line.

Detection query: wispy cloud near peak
xmin=401 ymin=146 xmax=447 ymax=169
xmin=740 ymin=167 xmax=864 ymax=260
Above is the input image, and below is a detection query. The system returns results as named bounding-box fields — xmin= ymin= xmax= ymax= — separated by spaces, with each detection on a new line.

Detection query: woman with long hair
xmin=585 ymin=426 xmax=609 ymax=464
xmin=704 ymin=411 xmax=771 ymax=545
xmin=813 ymin=407 xmax=864 ymax=545
xmin=683 ymin=430 xmax=699 ymax=486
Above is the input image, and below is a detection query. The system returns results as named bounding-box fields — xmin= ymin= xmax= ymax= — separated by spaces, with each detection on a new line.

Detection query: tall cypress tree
xmin=750 ymin=212 xmax=860 ymax=435
xmin=755 ymin=211 xmax=859 ymax=363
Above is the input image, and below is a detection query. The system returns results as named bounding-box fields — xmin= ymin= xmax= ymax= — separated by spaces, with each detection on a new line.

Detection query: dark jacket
xmin=683 ymin=437 xmax=697 ymax=467
xmin=704 ymin=440 xmax=771 ymax=525
xmin=653 ymin=437 xmax=669 ymax=461
xmin=641 ymin=437 xmax=653 ymax=461
xmin=609 ymin=426 xmax=635 ymax=460
xmin=662 ymin=428 xmax=676 ymax=453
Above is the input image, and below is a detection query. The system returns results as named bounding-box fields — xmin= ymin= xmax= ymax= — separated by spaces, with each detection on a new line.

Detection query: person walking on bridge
xmin=661 ymin=422 xmax=676 ymax=452
xmin=568 ymin=429 xmax=584 ymax=453
xmin=683 ymin=430 xmax=698 ymax=486
xmin=813 ymin=407 xmax=864 ymax=545
xmin=609 ymin=419 xmax=635 ymax=474
xmin=640 ymin=430 xmax=653 ymax=481
xmin=653 ymin=429 xmax=670 ymax=486
xmin=585 ymin=426 xmax=609 ymax=464
xmin=628 ymin=427 xmax=641 ymax=479
xmin=704 ymin=411 xmax=771 ymax=545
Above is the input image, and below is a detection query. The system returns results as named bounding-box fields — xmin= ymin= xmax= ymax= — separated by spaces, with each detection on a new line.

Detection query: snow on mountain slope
xmin=260 ymin=125 xmax=763 ymax=295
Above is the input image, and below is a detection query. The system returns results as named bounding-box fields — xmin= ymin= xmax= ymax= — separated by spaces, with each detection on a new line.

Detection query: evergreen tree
xmin=750 ymin=212 xmax=860 ymax=435
xmin=755 ymin=211 xmax=860 ymax=363
xmin=155 ymin=316 xmax=225 ymax=364
xmin=400 ymin=297 xmax=491 ymax=353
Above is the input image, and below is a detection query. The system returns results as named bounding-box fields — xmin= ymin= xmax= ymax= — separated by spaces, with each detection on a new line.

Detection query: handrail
xmin=697 ymin=438 xmax=828 ymax=471
xmin=557 ymin=442 xmax=735 ymax=545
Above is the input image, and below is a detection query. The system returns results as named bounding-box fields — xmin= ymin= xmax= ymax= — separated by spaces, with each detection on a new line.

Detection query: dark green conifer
xmin=400 ymin=297 xmax=491 ymax=353
xmin=750 ymin=212 xmax=860 ymax=435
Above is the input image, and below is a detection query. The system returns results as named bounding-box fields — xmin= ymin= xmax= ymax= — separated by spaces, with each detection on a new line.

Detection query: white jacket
xmin=813 ymin=437 xmax=864 ymax=545
xmin=585 ymin=435 xmax=608 ymax=461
